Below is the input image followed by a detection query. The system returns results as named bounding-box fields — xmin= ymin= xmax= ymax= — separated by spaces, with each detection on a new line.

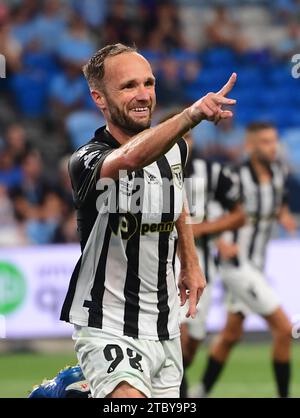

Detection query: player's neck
xmin=250 ymin=155 xmax=272 ymax=183
xmin=106 ymin=123 xmax=132 ymax=145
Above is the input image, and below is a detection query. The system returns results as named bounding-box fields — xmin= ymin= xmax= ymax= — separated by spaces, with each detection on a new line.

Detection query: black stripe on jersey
xmin=231 ymin=166 xmax=243 ymax=267
xmin=156 ymin=156 xmax=174 ymax=340
xmin=231 ymin=230 xmax=240 ymax=267
xmin=248 ymin=162 xmax=261 ymax=260
xmin=177 ymin=138 xmax=188 ymax=170
xmin=204 ymin=161 xmax=212 ymax=219
xmin=172 ymin=238 xmax=178 ymax=277
xmin=60 ymin=255 xmax=82 ymax=321
xmin=84 ymin=216 xmax=113 ymax=328
xmin=123 ymin=171 xmax=144 ymax=338
xmin=203 ymin=235 xmax=210 ymax=283
xmin=263 ymin=178 xmax=277 ymax=252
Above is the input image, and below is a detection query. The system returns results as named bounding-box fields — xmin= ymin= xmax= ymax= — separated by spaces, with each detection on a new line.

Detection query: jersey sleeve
xmin=214 ymin=165 xmax=241 ymax=211
xmin=68 ymin=142 xmax=114 ymax=208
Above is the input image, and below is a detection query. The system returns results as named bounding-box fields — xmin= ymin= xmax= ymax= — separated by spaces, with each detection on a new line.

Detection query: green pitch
xmin=0 ymin=342 xmax=299 ymax=398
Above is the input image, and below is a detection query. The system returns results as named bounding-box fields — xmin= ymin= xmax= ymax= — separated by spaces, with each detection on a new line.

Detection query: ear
xmin=244 ymin=134 xmax=253 ymax=153
xmin=91 ymin=90 xmax=107 ymax=112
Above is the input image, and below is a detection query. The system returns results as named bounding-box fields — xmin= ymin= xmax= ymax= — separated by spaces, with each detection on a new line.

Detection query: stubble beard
xmin=106 ymin=95 xmax=153 ymax=136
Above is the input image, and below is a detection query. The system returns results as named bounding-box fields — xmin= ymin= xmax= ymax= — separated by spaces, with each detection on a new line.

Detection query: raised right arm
xmin=101 ymin=73 xmax=237 ymax=180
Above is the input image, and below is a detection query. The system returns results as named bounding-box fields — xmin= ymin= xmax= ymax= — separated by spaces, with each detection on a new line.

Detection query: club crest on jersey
xmin=171 ymin=164 xmax=183 ymax=189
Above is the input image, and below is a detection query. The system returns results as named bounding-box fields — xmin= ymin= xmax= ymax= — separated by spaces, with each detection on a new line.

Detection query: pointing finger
xmin=217 ymin=72 xmax=237 ymax=97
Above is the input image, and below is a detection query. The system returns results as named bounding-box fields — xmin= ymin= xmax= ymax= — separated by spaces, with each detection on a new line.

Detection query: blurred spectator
xmin=182 ymin=57 xmax=203 ymax=102
xmin=4 ymin=123 xmax=31 ymax=164
xmin=146 ymin=1 xmax=186 ymax=53
xmin=53 ymin=211 xmax=78 ymax=243
xmin=273 ymin=20 xmax=300 ymax=60
xmin=25 ymin=191 xmax=67 ymax=245
xmin=10 ymin=39 xmax=50 ymax=117
xmin=0 ymin=5 xmax=22 ymax=74
xmin=191 ymin=118 xmax=245 ymax=163
xmin=49 ymin=61 xmax=88 ymax=120
xmin=65 ymin=110 xmax=104 ymax=150
xmin=0 ymin=148 xmax=23 ymax=190
xmin=213 ymin=118 xmax=245 ymax=163
xmin=33 ymin=0 xmax=67 ymax=52
xmin=56 ymin=155 xmax=74 ymax=209
xmin=273 ymin=0 xmax=300 ymax=22
xmin=156 ymin=56 xmax=187 ymax=107
xmin=205 ymin=6 xmax=249 ymax=53
xmin=57 ymin=12 xmax=96 ymax=63
xmin=10 ymin=2 xmax=38 ymax=49
xmin=0 ymin=185 xmax=27 ymax=246
xmin=71 ymin=0 xmax=108 ymax=29
xmin=11 ymin=150 xmax=51 ymax=205
xmin=103 ymin=0 xmax=134 ymax=45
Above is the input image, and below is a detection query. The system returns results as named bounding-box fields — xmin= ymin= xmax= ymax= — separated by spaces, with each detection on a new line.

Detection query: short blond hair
xmin=82 ymin=43 xmax=137 ymax=91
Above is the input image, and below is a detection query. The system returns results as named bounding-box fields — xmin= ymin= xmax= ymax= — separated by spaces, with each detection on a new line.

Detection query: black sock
xmin=273 ymin=360 xmax=290 ymax=398
xmin=202 ymin=356 xmax=225 ymax=394
xmin=180 ymin=370 xmax=188 ymax=398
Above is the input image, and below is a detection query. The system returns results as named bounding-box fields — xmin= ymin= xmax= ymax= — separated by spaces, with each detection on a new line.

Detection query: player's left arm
xmin=192 ymin=203 xmax=245 ymax=238
xmin=278 ymin=204 xmax=298 ymax=233
xmin=192 ymin=165 xmax=245 ymax=238
xmin=278 ymin=174 xmax=298 ymax=233
xmin=176 ymin=202 xmax=206 ymax=319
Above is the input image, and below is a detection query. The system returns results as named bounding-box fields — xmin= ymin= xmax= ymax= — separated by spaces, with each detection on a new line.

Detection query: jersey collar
xmin=93 ymin=125 xmax=121 ymax=149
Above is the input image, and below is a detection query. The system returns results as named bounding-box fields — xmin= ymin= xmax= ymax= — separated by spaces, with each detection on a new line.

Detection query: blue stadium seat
xmin=257 ymin=87 xmax=292 ymax=107
xmin=254 ymin=107 xmax=299 ymax=129
xmin=266 ymin=64 xmax=295 ymax=86
xmin=235 ymin=67 xmax=264 ymax=87
xmin=201 ymin=48 xmax=237 ymax=67
xmin=235 ymin=106 xmax=263 ymax=126
xmin=234 ymin=88 xmax=260 ymax=106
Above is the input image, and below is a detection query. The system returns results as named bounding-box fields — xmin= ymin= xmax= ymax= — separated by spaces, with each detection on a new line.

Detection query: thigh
xmin=73 ymin=326 xmax=156 ymax=398
xmin=222 ymin=263 xmax=280 ymax=316
xmin=152 ymin=337 xmax=183 ymax=398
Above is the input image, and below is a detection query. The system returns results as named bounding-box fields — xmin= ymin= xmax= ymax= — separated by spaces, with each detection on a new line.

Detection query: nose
xmin=135 ymin=85 xmax=151 ymax=102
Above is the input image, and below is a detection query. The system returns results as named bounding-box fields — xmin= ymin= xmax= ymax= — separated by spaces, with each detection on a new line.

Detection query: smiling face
xmin=92 ymin=52 xmax=156 ymax=136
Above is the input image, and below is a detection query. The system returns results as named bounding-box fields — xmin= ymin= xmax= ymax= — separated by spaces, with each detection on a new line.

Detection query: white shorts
xmin=180 ymin=283 xmax=212 ymax=341
xmin=73 ymin=325 xmax=183 ymax=398
xmin=220 ymin=262 xmax=280 ymax=317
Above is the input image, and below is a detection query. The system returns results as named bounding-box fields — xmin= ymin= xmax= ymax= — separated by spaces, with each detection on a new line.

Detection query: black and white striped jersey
xmin=60 ymin=126 xmax=188 ymax=341
xmin=185 ymin=154 xmax=240 ymax=282
xmin=222 ymin=159 xmax=287 ymax=271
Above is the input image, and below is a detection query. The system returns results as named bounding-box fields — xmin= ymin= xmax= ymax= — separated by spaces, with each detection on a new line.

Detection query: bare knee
xmin=184 ymin=339 xmax=201 ymax=367
xmin=107 ymin=381 xmax=147 ymax=398
xmin=273 ymin=324 xmax=292 ymax=344
xmin=221 ymin=327 xmax=242 ymax=348
xmin=266 ymin=308 xmax=293 ymax=344
xmin=220 ymin=314 xmax=244 ymax=347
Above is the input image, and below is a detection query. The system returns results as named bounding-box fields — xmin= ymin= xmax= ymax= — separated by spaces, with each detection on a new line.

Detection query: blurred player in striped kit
xmin=179 ymin=128 xmax=245 ymax=397
xmin=193 ymin=122 xmax=297 ymax=398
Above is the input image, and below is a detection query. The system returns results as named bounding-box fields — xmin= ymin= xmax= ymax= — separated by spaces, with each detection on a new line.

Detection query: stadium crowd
xmin=0 ymin=0 xmax=300 ymax=246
